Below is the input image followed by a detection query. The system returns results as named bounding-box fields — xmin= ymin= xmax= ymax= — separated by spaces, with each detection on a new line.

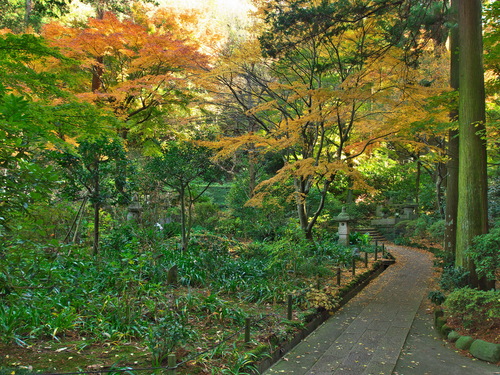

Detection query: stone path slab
xmin=263 ymin=245 xmax=500 ymax=375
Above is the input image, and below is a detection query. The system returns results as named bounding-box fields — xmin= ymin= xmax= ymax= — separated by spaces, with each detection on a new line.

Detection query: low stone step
xmin=355 ymin=228 xmax=387 ymax=242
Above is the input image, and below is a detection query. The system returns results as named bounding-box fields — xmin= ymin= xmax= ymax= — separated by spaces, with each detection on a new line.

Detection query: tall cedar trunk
xmin=435 ymin=161 xmax=446 ymax=218
xmin=444 ymin=0 xmax=459 ymax=256
xmin=456 ymin=0 xmax=492 ymax=289
xmin=445 ymin=129 xmax=459 ymax=254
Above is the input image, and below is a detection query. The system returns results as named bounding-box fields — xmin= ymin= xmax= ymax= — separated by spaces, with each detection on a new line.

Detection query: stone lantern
xmin=127 ymin=194 xmax=142 ymax=222
xmin=335 ymin=206 xmax=352 ymax=246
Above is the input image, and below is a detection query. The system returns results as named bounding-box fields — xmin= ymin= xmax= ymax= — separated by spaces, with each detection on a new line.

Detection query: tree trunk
xmin=294 ymin=177 xmax=312 ymax=239
xmin=435 ymin=161 xmax=446 ymax=218
xmin=444 ymin=0 xmax=459 ymax=257
xmin=248 ymin=147 xmax=256 ymax=197
xmin=445 ymin=129 xmax=459 ymax=255
xmin=179 ymin=185 xmax=188 ymax=251
xmin=92 ymin=163 xmax=100 ymax=256
xmin=25 ymin=0 xmax=32 ymax=29
xmin=415 ymin=157 xmax=421 ymax=212
xmin=456 ymin=0 xmax=492 ymax=289
xmin=93 ymin=202 xmax=100 ymax=256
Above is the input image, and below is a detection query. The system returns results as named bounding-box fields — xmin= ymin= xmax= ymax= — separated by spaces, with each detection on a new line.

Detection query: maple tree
xmin=42 ymin=8 xmax=211 ymax=144
xmin=0 ymin=32 xmax=97 ymax=229
xmin=208 ymin=0 xmax=445 ymax=239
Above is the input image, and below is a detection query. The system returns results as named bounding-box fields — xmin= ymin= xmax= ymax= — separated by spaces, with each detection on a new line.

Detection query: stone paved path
xmin=263 ymin=245 xmax=499 ymax=375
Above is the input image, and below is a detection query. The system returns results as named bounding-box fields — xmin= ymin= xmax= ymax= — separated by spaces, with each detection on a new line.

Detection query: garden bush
xmin=439 ymin=266 xmax=470 ymax=292
xmin=444 ymin=287 xmax=500 ymax=329
xmin=466 ymin=221 xmax=500 ymax=281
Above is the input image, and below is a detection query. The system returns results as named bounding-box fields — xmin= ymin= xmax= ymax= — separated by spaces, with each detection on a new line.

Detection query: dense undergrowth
xmin=426 ymin=221 xmax=500 ymax=347
xmin=0 ymin=224 xmax=380 ymax=373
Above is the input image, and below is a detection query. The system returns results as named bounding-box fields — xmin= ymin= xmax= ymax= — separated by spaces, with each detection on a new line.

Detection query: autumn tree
xmin=42 ymin=8 xmax=211 ymax=144
xmin=209 ymin=0 xmax=440 ymax=239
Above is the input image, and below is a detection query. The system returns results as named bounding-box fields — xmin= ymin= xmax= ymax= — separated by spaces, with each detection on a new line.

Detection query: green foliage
xmin=444 ymin=288 xmax=500 ymax=329
xmin=224 ymin=171 xmax=293 ymax=241
xmin=395 ymin=216 xmax=444 ymax=243
xmin=53 ymin=136 xmax=130 ymax=204
xmin=349 ymin=232 xmax=371 ymax=247
xmin=219 ymin=351 xmax=258 ymax=375
xmin=439 ymin=266 xmax=470 ymax=292
xmin=147 ymin=311 xmax=196 ymax=366
xmin=0 ymin=0 xmax=70 ymax=32
xmin=0 ymin=33 xmax=69 ymax=97
xmin=428 ymin=290 xmax=446 ymax=306
xmin=146 ymin=141 xmax=225 ymax=250
xmin=0 ymin=94 xmax=62 ymax=228
xmin=465 ymin=222 xmax=500 ymax=281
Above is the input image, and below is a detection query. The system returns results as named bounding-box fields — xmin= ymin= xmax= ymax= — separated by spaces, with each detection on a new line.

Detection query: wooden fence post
xmin=245 ymin=317 xmax=251 ymax=344
xmin=287 ymin=294 xmax=293 ymax=320
xmin=168 ymin=353 xmax=176 ymax=375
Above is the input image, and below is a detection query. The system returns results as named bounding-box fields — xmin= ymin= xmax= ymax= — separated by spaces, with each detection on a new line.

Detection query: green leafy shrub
xmin=428 ymin=290 xmax=446 ymax=305
xmin=147 ymin=311 xmax=196 ymax=366
xmin=466 ymin=222 xmax=500 ymax=281
xmin=444 ymin=287 xmax=500 ymax=329
xmin=439 ymin=266 xmax=470 ymax=292
xmin=428 ymin=219 xmax=445 ymax=242
xmin=349 ymin=232 xmax=371 ymax=247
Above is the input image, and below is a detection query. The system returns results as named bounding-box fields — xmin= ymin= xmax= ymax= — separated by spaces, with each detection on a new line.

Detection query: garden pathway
xmin=263 ymin=245 xmax=500 ymax=375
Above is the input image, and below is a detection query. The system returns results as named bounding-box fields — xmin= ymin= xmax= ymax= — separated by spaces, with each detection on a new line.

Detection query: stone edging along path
xmin=435 ymin=310 xmax=500 ymax=363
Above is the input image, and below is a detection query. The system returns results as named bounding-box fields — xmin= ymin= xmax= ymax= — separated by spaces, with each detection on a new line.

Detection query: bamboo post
xmin=364 ymin=251 xmax=368 ymax=267
xmin=352 ymin=257 xmax=356 ymax=275
xmin=287 ymin=294 xmax=293 ymax=320
xmin=374 ymin=244 xmax=378 ymax=261
xmin=168 ymin=353 xmax=176 ymax=375
xmin=337 ymin=267 xmax=341 ymax=286
xmin=382 ymin=243 xmax=386 ymax=257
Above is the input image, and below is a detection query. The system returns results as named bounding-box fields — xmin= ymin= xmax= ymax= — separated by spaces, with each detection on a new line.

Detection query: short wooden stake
xmin=245 ymin=317 xmax=251 ymax=344
xmin=336 ymin=267 xmax=341 ymax=286
xmin=168 ymin=353 xmax=176 ymax=375
xmin=382 ymin=243 xmax=385 ymax=257
xmin=374 ymin=245 xmax=378 ymax=261
xmin=287 ymin=294 xmax=293 ymax=320
xmin=364 ymin=251 xmax=368 ymax=267
xmin=352 ymin=258 xmax=356 ymax=275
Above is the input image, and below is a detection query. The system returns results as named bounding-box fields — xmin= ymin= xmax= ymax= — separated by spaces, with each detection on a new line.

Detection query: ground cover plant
xmin=0 ymin=225 xmax=384 ymax=374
